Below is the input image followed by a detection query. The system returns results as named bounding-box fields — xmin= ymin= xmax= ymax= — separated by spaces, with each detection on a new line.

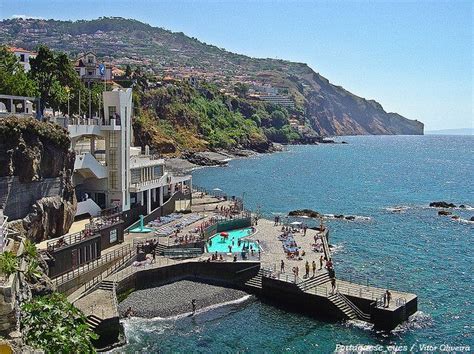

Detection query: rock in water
xmin=438 ymin=210 xmax=451 ymax=216
xmin=288 ymin=209 xmax=320 ymax=218
xmin=430 ymin=201 xmax=456 ymax=208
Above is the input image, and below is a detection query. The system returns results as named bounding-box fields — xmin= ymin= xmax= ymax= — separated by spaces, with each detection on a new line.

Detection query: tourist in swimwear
xmin=281 ymin=260 xmax=285 ymax=273
xmin=191 ymin=299 xmax=196 ymax=315
xmin=312 ymin=260 xmax=316 ymax=277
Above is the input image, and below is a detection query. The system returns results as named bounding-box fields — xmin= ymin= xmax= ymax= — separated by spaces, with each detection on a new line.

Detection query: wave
xmin=384 ymin=206 xmax=411 ymax=213
xmin=392 ymin=311 xmax=434 ymax=333
xmin=345 ymin=319 xmax=374 ymax=331
xmin=330 ymin=244 xmax=344 ymax=254
xmin=123 ymin=294 xmax=253 ymax=323
xmin=323 ymin=214 xmax=372 ymax=222
xmin=456 ymin=218 xmax=474 ymax=225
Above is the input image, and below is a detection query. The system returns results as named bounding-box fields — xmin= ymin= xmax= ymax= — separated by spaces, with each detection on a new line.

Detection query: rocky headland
xmin=0 ymin=117 xmax=76 ymax=242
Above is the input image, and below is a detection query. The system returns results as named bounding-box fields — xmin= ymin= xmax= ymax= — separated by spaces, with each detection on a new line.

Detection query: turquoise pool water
xmin=207 ymin=227 xmax=258 ymax=253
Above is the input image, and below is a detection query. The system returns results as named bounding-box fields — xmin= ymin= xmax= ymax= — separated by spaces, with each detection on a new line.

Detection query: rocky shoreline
xmin=118 ymin=280 xmax=250 ymax=318
xmin=164 ymin=139 xmax=348 ymax=174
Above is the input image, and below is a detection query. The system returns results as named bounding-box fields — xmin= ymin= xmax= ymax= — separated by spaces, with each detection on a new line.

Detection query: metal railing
xmin=52 ymin=244 xmax=133 ymax=286
xmin=46 ymin=230 xmax=100 ymax=252
xmin=0 ymin=213 xmax=8 ymax=253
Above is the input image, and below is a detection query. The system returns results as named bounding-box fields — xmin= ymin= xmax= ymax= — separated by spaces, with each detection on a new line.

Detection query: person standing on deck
xmin=305 ymin=261 xmax=310 ymax=278
xmin=281 ymin=260 xmax=285 ymax=273
xmin=319 ymin=255 xmax=324 ymax=270
xmin=384 ymin=290 xmax=392 ymax=308
xmin=312 ymin=260 xmax=316 ymax=277
xmin=331 ymin=278 xmax=336 ymax=294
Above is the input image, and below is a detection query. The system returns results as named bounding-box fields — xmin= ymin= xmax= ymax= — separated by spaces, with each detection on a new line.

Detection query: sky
xmin=0 ymin=0 xmax=472 ymax=131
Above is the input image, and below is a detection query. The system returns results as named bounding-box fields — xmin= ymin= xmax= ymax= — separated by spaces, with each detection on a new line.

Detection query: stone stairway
xmin=86 ymin=314 xmax=102 ymax=330
xmin=244 ymin=269 xmax=263 ymax=289
xmin=298 ymin=272 xmax=331 ymax=292
xmin=98 ymin=280 xmax=114 ymax=291
xmin=154 ymin=243 xmax=167 ymax=256
xmin=327 ymin=292 xmax=358 ymax=320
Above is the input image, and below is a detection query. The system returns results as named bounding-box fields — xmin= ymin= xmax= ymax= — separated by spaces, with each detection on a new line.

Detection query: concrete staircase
xmin=298 ymin=272 xmax=331 ymax=292
xmin=76 ymin=198 xmax=102 ymax=217
xmin=98 ymin=280 xmax=115 ymax=291
xmin=74 ymin=152 xmax=107 ymax=179
xmin=244 ymin=269 xmax=263 ymax=290
xmin=86 ymin=314 xmax=102 ymax=330
xmin=153 ymin=244 xmax=167 ymax=256
xmin=327 ymin=292 xmax=358 ymax=320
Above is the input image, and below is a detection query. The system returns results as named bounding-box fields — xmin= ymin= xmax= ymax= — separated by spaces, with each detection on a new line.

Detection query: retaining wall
xmin=0 ymin=176 xmax=63 ymax=219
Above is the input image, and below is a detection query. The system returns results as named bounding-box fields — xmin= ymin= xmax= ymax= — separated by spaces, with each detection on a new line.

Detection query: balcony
xmin=129 ymin=172 xmax=170 ymax=193
xmin=67 ymin=117 xmax=121 ymax=138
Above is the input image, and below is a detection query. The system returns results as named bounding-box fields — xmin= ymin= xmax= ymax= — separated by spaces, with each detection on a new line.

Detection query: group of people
xmin=214 ymin=204 xmax=239 ymax=219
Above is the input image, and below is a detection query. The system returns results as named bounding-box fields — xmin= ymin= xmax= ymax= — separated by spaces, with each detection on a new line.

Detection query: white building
xmin=74 ymin=52 xmax=112 ymax=81
xmin=8 ymin=47 xmax=37 ymax=72
xmin=66 ymin=88 xmax=192 ymax=218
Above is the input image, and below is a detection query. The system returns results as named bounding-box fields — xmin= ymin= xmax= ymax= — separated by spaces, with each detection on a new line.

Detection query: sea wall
xmin=116 ymin=261 xmax=260 ymax=296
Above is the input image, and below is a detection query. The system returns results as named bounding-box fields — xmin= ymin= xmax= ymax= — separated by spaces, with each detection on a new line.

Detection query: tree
xmin=21 ymin=293 xmax=97 ymax=353
xmin=125 ymin=64 xmax=132 ymax=78
xmin=0 ymin=46 xmax=37 ymax=96
xmin=233 ymin=82 xmax=249 ymax=98
xmin=29 ymin=45 xmax=83 ymax=115
xmin=271 ymin=109 xmax=288 ymax=129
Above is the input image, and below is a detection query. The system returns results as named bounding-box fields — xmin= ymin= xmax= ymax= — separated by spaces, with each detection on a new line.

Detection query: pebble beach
xmin=118 ymin=280 xmax=250 ymax=318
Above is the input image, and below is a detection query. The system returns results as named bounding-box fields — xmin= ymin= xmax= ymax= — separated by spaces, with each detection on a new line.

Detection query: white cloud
xmin=11 ymin=15 xmax=45 ymax=20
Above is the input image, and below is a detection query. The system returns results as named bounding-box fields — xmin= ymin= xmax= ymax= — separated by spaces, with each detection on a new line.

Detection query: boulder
xmin=430 ymin=201 xmax=456 ymax=208
xmin=345 ymin=215 xmax=356 ymax=220
xmin=288 ymin=209 xmax=320 ymax=218
xmin=438 ymin=210 xmax=451 ymax=216
xmin=470 ymin=216 xmax=474 ymax=222
xmin=334 ymin=214 xmax=344 ymax=219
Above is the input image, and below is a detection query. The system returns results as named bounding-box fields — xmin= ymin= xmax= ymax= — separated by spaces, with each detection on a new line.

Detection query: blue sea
xmin=120 ymin=135 xmax=473 ymax=352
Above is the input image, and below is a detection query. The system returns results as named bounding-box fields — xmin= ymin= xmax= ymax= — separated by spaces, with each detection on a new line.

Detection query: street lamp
xmin=65 ymin=86 xmax=70 ymax=117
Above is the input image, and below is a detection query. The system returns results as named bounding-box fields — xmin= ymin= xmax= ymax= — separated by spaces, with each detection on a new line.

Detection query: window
xmin=109 ymin=132 xmax=118 ymax=148
xmin=109 ymin=171 xmax=118 ymax=190
xmin=108 ymin=106 xmax=116 ymax=120
xmin=19 ymin=54 xmax=25 ymax=62
xmin=131 ymin=169 xmax=141 ymax=184
xmin=109 ymin=150 xmax=117 ymax=169
xmin=87 ymin=55 xmax=94 ymax=63
xmin=153 ymin=165 xmax=163 ymax=177
xmin=88 ymin=71 xmax=93 ymax=76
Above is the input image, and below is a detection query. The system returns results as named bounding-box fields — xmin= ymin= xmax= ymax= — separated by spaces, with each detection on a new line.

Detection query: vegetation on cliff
xmin=134 ymin=81 xmax=302 ymax=154
xmin=21 ymin=293 xmax=97 ymax=353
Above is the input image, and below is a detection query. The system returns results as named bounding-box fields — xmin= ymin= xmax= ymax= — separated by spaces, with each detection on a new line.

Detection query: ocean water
xmin=120 ymin=135 xmax=473 ymax=352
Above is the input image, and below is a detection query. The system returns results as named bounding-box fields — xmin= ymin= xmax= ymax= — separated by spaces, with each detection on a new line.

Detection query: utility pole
xmin=78 ymin=89 xmax=81 ymax=117
xmin=88 ymin=81 xmax=92 ymax=119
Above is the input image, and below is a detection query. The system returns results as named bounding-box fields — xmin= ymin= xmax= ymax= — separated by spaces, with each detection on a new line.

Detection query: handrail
xmin=235 ymin=264 xmax=260 ymax=275
xmin=0 ymin=214 xmax=8 ymax=253
xmin=338 ymin=292 xmax=371 ymax=321
xmin=52 ymin=244 xmax=132 ymax=285
xmin=47 ymin=230 xmax=99 ymax=252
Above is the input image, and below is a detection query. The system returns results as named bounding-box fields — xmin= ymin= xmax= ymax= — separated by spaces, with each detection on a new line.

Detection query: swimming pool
xmin=207 ymin=227 xmax=259 ymax=253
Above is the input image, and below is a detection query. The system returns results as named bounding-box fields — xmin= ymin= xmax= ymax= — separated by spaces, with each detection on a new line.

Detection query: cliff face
xmin=302 ymin=72 xmax=424 ymax=136
xmin=0 ymin=117 xmax=76 ymax=242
